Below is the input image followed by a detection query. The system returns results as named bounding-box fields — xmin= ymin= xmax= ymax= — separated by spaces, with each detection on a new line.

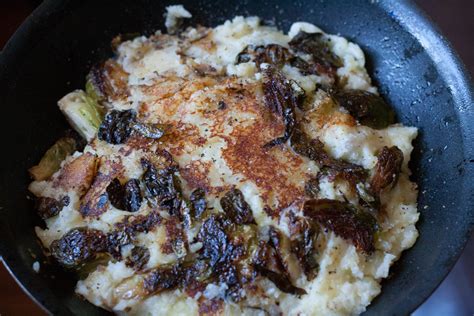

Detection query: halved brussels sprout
xmin=58 ymin=90 xmax=104 ymax=141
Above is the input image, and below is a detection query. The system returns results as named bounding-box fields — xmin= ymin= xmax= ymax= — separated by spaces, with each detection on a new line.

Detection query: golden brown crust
xmin=138 ymin=76 xmax=312 ymax=213
xmin=54 ymin=152 xmax=98 ymax=195
xmin=79 ymin=158 xmax=123 ymax=218
xmin=105 ymin=60 xmax=130 ymax=98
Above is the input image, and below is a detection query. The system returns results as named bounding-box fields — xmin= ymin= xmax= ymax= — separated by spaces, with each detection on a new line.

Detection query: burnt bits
xmin=98 ymin=109 xmax=164 ymax=144
xmin=262 ymin=67 xmax=303 ymax=147
xmin=36 ymin=196 xmax=70 ymax=220
xmin=333 ymin=90 xmax=396 ymax=130
xmin=303 ymin=199 xmax=377 ymax=254
xmin=106 ymin=178 xmax=142 ymax=212
xmin=98 ymin=110 xmax=136 ymax=144
xmin=50 ymin=227 xmax=107 ymax=268
xmin=370 ymin=146 xmax=404 ymax=194
xmin=220 ymin=189 xmax=255 ymax=225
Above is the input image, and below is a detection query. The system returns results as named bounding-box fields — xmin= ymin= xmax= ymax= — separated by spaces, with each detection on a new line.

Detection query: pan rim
xmin=0 ymin=0 xmax=473 ymax=314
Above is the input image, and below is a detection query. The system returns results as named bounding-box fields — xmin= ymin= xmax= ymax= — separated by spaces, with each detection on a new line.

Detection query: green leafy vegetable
xmin=29 ymin=137 xmax=77 ymax=181
xmin=220 ymin=188 xmax=256 ymax=225
xmin=303 ymin=199 xmax=378 ymax=254
xmin=290 ymin=127 xmax=366 ymax=183
xmin=289 ymin=31 xmax=343 ymax=76
xmin=262 ymin=66 xmax=302 ymax=147
xmin=58 ymin=90 xmax=105 ymax=141
xmin=370 ymin=146 xmax=404 ymax=193
xmin=334 ymin=90 xmax=396 ymax=129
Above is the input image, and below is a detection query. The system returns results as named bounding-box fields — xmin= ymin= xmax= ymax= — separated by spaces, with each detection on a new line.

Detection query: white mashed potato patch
xmin=29 ymin=6 xmax=419 ymax=316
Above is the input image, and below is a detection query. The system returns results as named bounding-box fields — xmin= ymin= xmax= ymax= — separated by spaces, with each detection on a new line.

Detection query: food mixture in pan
xmin=28 ymin=5 xmax=419 ymax=315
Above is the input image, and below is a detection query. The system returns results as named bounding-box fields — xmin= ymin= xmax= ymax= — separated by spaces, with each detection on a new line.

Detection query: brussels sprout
xmin=29 ymin=137 xmax=77 ymax=181
xmin=220 ymin=188 xmax=255 ymax=225
xmin=370 ymin=146 xmax=404 ymax=194
xmin=262 ymin=67 xmax=301 ymax=147
xmin=334 ymin=90 xmax=396 ymax=129
xmin=50 ymin=227 xmax=108 ymax=268
xmin=35 ymin=196 xmax=70 ymax=220
xmin=58 ymin=90 xmax=105 ymax=141
xmin=289 ymin=31 xmax=343 ymax=71
xmin=255 ymin=266 xmax=307 ymax=296
xmin=190 ymin=188 xmax=207 ymax=219
xmin=303 ymin=199 xmax=378 ymax=254
xmin=126 ymin=246 xmax=150 ymax=270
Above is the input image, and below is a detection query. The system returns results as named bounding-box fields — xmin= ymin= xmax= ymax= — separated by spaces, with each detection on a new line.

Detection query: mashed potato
xmin=29 ymin=6 xmax=418 ymax=315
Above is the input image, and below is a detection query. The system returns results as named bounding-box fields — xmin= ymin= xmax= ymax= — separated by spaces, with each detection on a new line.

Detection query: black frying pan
xmin=0 ymin=0 xmax=473 ymax=315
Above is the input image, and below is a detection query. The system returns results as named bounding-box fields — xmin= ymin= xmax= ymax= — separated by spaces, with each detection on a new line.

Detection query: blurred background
xmin=0 ymin=0 xmax=472 ymax=315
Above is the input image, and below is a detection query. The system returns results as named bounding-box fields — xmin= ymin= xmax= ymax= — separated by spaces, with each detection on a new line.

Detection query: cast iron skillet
xmin=0 ymin=0 xmax=473 ymax=315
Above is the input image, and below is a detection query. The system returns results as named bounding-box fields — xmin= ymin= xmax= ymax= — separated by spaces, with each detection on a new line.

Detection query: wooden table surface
xmin=0 ymin=1 xmax=472 ymax=315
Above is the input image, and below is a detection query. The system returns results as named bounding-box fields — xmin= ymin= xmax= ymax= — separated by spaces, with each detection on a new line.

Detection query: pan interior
xmin=0 ymin=0 xmax=472 ymax=315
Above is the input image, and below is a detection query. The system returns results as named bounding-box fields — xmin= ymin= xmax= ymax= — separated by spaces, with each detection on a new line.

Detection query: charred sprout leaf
xmin=197 ymin=214 xmax=251 ymax=298
xmin=126 ymin=246 xmax=150 ymax=270
xmin=253 ymin=232 xmax=306 ymax=296
xmin=98 ymin=109 xmax=136 ymax=144
xmin=220 ymin=189 xmax=255 ymax=225
xmin=289 ymin=79 xmax=306 ymax=109
xmin=132 ymin=122 xmax=165 ymax=139
xmin=262 ymin=67 xmax=302 ymax=147
xmin=86 ymin=60 xmax=130 ymax=103
xmin=114 ymin=274 xmax=149 ymax=301
xmin=29 ymin=137 xmax=77 ymax=181
xmin=142 ymin=261 xmax=209 ymax=298
xmin=223 ymin=224 xmax=260 ymax=301
xmin=106 ymin=178 xmax=125 ymax=210
xmin=143 ymin=264 xmax=183 ymax=294
xmin=289 ymin=31 xmax=343 ymax=74
xmin=99 ymin=109 xmax=166 ymax=143
xmin=290 ymin=56 xmax=320 ymax=76
xmin=290 ymin=128 xmax=366 ymax=183
xmin=255 ymin=266 xmax=307 ymax=296
xmin=107 ymin=212 xmax=162 ymax=259
xmin=58 ymin=90 xmax=105 ymax=141
xmin=356 ymin=182 xmax=379 ymax=210
xmin=370 ymin=146 xmax=404 ymax=194
xmin=36 ymin=196 xmax=70 ymax=220
xmin=235 ymin=44 xmax=321 ymax=78
xmin=303 ymin=199 xmax=378 ymax=253
xmin=334 ymin=90 xmax=396 ymax=129
xmin=198 ymin=215 xmax=233 ymax=268
xmin=141 ymin=159 xmax=182 ymax=215
xmin=163 ymin=217 xmax=188 ymax=259
xmin=290 ymin=128 xmax=327 ymax=162
xmin=304 ymin=177 xmax=320 ymax=198
xmin=107 ymin=230 xmax=133 ymax=259
xmin=50 ymin=227 xmax=107 ymax=268
xmin=190 ymin=188 xmax=207 ymax=219
xmin=236 ymin=44 xmax=294 ymax=68
xmin=115 ymin=211 xmax=162 ymax=235
xmin=123 ymin=179 xmax=142 ymax=212
xmin=268 ymin=227 xmax=302 ymax=283
xmin=106 ymin=178 xmax=142 ymax=212
xmin=292 ymin=225 xmax=319 ymax=280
